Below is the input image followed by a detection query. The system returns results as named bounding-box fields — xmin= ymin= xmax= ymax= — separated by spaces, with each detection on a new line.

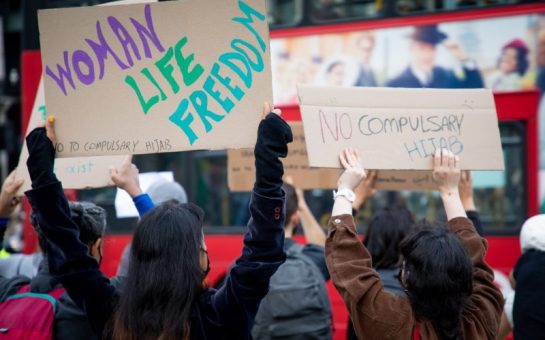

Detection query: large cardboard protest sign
xmin=15 ymin=79 xmax=127 ymax=195
xmin=38 ymin=0 xmax=271 ymax=158
xmin=15 ymin=0 xmax=153 ymax=195
xmin=228 ymin=123 xmax=339 ymax=191
xmin=298 ymin=85 xmax=504 ymax=170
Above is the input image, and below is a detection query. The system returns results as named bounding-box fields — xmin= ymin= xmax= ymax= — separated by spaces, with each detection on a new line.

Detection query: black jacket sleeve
xmin=254 ymin=113 xmax=293 ymax=197
xmin=24 ymin=127 xmax=118 ymax=336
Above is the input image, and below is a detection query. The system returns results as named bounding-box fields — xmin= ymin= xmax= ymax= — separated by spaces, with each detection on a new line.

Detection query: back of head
xmin=520 ymin=214 xmax=545 ymax=253
xmin=364 ymin=207 xmax=414 ymax=269
xmin=400 ymin=223 xmax=473 ymax=340
xmin=282 ymin=182 xmax=298 ymax=228
xmin=147 ymin=179 xmax=188 ymax=205
xmin=114 ymin=200 xmax=205 ymax=340
xmin=31 ymin=201 xmax=107 ymax=250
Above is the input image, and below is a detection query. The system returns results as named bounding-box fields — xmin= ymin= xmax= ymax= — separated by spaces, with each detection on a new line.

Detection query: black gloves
xmin=26 ymin=127 xmax=58 ymax=188
xmin=254 ymin=113 xmax=293 ymax=197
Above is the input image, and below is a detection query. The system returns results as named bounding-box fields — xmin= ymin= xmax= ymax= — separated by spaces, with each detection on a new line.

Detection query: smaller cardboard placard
xmin=375 ymin=171 xmax=436 ymax=191
xmin=297 ymin=85 xmax=505 ymax=170
xmin=228 ymin=123 xmax=339 ymax=191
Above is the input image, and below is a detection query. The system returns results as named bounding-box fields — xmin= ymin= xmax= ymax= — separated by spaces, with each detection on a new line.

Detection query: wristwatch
xmin=333 ymin=189 xmax=356 ymax=203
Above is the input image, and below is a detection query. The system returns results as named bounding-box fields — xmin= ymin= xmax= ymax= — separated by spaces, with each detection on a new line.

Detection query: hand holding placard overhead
xmin=38 ymin=0 xmax=271 ymax=157
xmin=15 ymin=78 xmax=127 ymax=196
xmin=297 ymin=85 xmax=504 ymax=170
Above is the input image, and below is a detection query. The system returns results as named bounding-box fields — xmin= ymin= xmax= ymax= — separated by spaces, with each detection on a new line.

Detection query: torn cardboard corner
xmin=38 ymin=0 xmax=271 ymax=158
xmin=297 ymin=85 xmax=505 ymax=170
xmin=228 ymin=123 xmax=339 ymax=191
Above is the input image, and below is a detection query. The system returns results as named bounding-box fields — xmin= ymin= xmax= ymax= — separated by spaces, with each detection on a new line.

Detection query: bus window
xmin=310 ymin=0 xmax=384 ymax=23
xmin=395 ymin=0 xmax=524 ymax=14
xmin=267 ymin=0 xmax=304 ymax=28
xmin=189 ymin=150 xmax=251 ymax=228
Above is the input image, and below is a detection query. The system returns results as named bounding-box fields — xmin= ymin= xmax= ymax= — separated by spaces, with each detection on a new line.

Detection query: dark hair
xmin=31 ymin=201 xmax=106 ymax=250
xmin=282 ymin=182 xmax=299 ymax=227
xmin=499 ymin=46 xmax=529 ymax=76
xmin=113 ymin=201 xmax=205 ymax=340
xmin=513 ymin=46 xmax=529 ymax=76
xmin=400 ymin=223 xmax=473 ymax=340
xmin=363 ymin=207 xmax=414 ymax=269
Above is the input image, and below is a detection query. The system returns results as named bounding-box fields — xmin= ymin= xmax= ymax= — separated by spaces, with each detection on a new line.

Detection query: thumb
xmin=109 ymin=166 xmax=118 ymax=179
xmin=45 ymin=115 xmax=57 ymax=145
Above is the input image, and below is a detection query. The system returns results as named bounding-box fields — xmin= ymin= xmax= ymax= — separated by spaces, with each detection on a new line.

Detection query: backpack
xmin=0 ymin=284 xmax=65 ymax=339
xmin=252 ymin=243 xmax=332 ymax=339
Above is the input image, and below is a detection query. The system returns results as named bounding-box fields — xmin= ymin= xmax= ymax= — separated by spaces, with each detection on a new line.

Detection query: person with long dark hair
xmin=326 ymin=147 xmax=503 ymax=340
xmin=23 ymin=103 xmax=292 ymax=340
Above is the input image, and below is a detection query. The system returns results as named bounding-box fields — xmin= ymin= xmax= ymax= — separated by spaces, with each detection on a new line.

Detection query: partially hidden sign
xmin=15 ymin=79 xmax=127 ymax=196
xmin=228 ymin=122 xmax=438 ymax=192
xmin=228 ymin=123 xmax=339 ymax=191
xmin=38 ymin=0 xmax=271 ymax=157
xmin=297 ymin=85 xmax=504 ymax=170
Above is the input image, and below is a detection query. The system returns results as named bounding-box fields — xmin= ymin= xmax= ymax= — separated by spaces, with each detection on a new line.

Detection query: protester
xmin=0 ymin=170 xmax=105 ymax=339
xmin=0 ymin=170 xmax=40 ymax=278
xmin=111 ymin=165 xmax=189 ymax=278
xmin=486 ymin=39 xmax=529 ymax=91
xmin=347 ymin=204 xmax=415 ymax=340
xmin=387 ymin=25 xmax=484 ymax=88
xmin=512 ymin=214 xmax=545 ymax=339
xmin=252 ymin=180 xmax=332 ymax=339
xmin=24 ymin=103 xmax=292 ymax=339
xmin=326 ymin=147 xmax=503 ymax=339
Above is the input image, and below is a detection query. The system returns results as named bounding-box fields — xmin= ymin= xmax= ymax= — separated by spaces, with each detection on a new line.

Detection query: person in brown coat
xmin=325 ymin=148 xmax=503 ymax=340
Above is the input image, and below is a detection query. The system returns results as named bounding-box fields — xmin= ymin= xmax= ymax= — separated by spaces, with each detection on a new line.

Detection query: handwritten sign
xmin=297 ymin=85 xmax=504 ymax=170
xmin=38 ymin=0 xmax=271 ymax=157
xmin=228 ymin=123 xmax=339 ymax=191
xmin=375 ymin=171 xmax=436 ymax=191
xmin=15 ymin=78 xmax=127 ymax=196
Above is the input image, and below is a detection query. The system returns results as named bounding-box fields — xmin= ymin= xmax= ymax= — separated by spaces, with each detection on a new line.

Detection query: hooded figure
xmin=512 ymin=214 xmax=545 ymax=339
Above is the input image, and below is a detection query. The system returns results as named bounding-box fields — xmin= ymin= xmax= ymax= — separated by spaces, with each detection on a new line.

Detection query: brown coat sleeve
xmin=325 ymin=214 xmax=414 ymax=340
xmin=447 ymin=217 xmax=504 ymax=340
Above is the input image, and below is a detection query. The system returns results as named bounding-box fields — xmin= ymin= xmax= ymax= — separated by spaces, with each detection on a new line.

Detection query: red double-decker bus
xmin=16 ymin=1 xmax=544 ymax=339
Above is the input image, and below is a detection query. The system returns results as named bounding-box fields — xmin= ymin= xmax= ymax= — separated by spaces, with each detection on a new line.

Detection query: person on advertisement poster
xmin=315 ymin=56 xmax=359 ymax=87
xmin=486 ymin=39 xmax=529 ymax=91
xmin=353 ymin=32 xmax=378 ymax=87
xmin=387 ymin=25 xmax=484 ymax=89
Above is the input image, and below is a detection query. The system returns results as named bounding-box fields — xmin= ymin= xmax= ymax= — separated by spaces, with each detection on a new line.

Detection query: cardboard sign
xmin=228 ymin=123 xmax=340 ymax=191
xmin=15 ymin=79 xmax=127 ymax=195
xmin=38 ymin=0 xmax=271 ymax=158
xmin=15 ymin=0 xmax=156 ymax=195
xmin=298 ymin=85 xmax=505 ymax=170
xmin=375 ymin=171 xmax=436 ymax=191
xmin=228 ymin=122 xmax=437 ymax=192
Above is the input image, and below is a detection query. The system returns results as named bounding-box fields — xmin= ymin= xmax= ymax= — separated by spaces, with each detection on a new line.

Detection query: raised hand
xmin=432 ymin=149 xmax=461 ymax=197
xmin=338 ymin=147 xmax=367 ymax=192
xmin=0 ymin=170 xmax=24 ymax=217
xmin=110 ymin=155 xmax=142 ymax=198
xmin=353 ymin=170 xmax=377 ymax=211
xmin=254 ymin=101 xmax=293 ymax=197
xmin=433 ymin=149 xmax=465 ymax=220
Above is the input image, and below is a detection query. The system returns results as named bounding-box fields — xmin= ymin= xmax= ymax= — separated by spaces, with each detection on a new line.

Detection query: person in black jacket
xmin=0 ymin=171 xmax=105 ymax=339
xmin=24 ymin=102 xmax=292 ymax=340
